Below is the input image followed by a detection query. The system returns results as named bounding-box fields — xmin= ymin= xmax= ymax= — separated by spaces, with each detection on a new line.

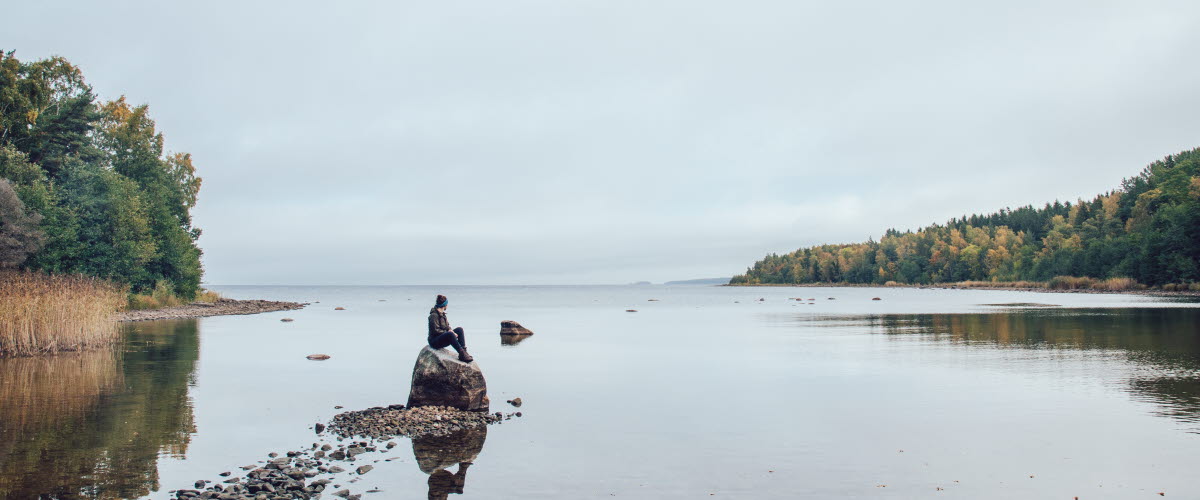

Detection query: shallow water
xmin=1 ymin=285 xmax=1199 ymax=499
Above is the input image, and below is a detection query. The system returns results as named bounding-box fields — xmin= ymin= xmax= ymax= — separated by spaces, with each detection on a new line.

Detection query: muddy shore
xmin=118 ymin=298 xmax=308 ymax=322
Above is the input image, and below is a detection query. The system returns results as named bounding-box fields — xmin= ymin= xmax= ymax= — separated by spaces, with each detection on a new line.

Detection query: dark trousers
xmin=429 ymin=327 xmax=466 ymax=354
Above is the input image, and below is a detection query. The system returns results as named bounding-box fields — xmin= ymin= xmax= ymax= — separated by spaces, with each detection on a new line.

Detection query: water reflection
xmin=846 ymin=309 xmax=1200 ymax=432
xmin=412 ymin=427 xmax=487 ymax=500
xmin=0 ymin=319 xmax=199 ymax=499
xmin=500 ymin=334 xmax=532 ymax=347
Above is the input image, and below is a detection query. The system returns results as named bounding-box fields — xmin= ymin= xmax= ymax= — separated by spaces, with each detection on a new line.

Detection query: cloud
xmin=7 ymin=0 xmax=1200 ymax=283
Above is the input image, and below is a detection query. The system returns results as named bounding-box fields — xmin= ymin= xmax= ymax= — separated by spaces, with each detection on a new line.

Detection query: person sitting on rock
xmin=428 ymin=294 xmax=472 ymax=362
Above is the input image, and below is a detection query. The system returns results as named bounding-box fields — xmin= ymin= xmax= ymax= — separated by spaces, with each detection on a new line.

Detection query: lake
xmin=1 ymin=285 xmax=1198 ymax=499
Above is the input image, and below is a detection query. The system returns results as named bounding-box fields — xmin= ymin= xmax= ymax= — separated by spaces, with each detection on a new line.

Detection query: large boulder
xmin=499 ymin=320 xmax=533 ymax=336
xmin=407 ymin=346 xmax=489 ymax=411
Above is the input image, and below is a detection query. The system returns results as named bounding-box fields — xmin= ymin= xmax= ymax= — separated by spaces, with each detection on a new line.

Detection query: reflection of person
xmin=428 ymin=294 xmax=473 ymax=362
xmin=427 ymin=462 xmax=471 ymax=500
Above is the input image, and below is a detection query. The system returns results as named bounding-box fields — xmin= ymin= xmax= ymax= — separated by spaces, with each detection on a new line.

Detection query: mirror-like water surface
xmin=1 ymin=286 xmax=1198 ymax=499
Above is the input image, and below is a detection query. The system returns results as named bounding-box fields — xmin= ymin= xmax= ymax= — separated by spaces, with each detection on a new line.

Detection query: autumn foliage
xmin=733 ymin=148 xmax=1200 ymax=288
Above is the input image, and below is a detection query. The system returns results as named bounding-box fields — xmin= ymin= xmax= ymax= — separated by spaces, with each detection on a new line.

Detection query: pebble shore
xmin=119 ymin=298 xmax=307 ymax=322
xmin=168 ymin=404 xmax=520 ymax=499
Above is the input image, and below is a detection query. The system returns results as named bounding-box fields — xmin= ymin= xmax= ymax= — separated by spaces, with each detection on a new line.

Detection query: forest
xmin=0 ymin=51 xmax=202 ymax=298
xmin=732 ymin=147 xmax=1200 ymax=288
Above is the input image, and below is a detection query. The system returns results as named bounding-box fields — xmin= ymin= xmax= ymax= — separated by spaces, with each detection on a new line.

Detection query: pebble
xmin=328 ymin=405 xmax=513 ymax=440
xmin=166 ymin=404 xmax=524 ymax=500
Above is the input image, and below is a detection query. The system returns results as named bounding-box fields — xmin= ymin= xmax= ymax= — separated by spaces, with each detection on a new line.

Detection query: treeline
xmin=732 ymin=147 xmax=1200 ymax=287
xmin=0 ymin=51 xmax=202 ymax=297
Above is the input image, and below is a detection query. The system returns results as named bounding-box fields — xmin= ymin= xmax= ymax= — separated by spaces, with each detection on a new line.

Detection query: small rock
xmin=871 ymin=297 xmax=882 ymax=301
xmin=219 ymin=471 xmax=231 ymax=477
xmin=507 ymin=398 xmax=522 ymax=407
xmin=626 ymin=309 xmax=637 ymax=312
xmin=315 ymin=423 xmax=326 ymax=434
xmin=281 ymin=318 xmax=295 ymax=322
xmin=499 ymin=320 xmax=534 ymax=336
xmin=356 ymin=465 xmax=374 ymax=475
xmin=334 ymin=307 xmax=346 ymax=311
xmin=307 ymin=354 xmax=331 ymax=361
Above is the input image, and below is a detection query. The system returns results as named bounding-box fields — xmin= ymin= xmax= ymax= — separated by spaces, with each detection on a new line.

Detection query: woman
xmin=428 ymin=294 xmax=473 ymax=362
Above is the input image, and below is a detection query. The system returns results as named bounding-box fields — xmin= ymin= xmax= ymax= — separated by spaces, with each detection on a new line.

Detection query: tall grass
xmin=0 ymin=270 xmax=125 ymax=356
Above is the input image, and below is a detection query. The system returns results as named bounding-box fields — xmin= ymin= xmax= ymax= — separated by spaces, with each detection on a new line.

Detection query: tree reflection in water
xmin=0 ymin=319 xmax=199 ymax=499
xmin=858 ymin=308 xmax=1200 ymax=432
xmin=411 ymin=426 xmax=487 ymax=500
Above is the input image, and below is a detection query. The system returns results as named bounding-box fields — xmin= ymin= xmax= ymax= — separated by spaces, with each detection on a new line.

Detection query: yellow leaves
xmin=24 ymin=109 xmax=37 ymax=124
xmin=1101 ymin=193 xmax=1120 ymax=218
xmin=1190 ymin=177 xmax=1200 ymax=199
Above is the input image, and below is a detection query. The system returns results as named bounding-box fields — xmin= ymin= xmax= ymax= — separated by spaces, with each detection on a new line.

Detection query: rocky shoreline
xmin=329 ymin=404 xmax=519 ymax=441
xmin=168 ymin=404 xmax=520 ymax=500
xmin=724 ymin=283 xmax=1200 ymax=297
xmin=118 ymin=298 xmax=308 ymax=322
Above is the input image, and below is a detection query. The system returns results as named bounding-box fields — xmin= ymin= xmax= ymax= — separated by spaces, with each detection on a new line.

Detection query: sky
xmin=7 ymin=1 xmax=1200 ymax=284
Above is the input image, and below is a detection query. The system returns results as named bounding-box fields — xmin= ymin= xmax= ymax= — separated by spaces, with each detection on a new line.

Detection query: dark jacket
xmin=428 ymin=307 xmax=451 ymax=338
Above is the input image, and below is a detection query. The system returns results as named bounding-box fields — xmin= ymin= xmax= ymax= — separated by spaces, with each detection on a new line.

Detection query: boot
xmin=458 ymin=350 xmax=474 ymax=363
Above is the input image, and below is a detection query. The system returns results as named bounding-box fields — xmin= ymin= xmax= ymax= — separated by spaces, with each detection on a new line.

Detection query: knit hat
xmin=435 ymin=295 xmax=448 ymax=308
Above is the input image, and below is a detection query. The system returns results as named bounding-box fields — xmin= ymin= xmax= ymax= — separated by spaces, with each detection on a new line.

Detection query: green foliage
xmin=0 ymin=51 xmax=203 ymax=298
xmin=733 ymin=147 xmax=1200 ymax=288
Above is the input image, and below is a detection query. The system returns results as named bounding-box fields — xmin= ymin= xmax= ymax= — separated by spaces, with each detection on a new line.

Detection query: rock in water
xmin=307 ymin=354 xmax=331 ymax=360
xmin=499 ymin=320 xmax=534 ymax=336
xmin=407 ymin=346 xmax=490 ymax=411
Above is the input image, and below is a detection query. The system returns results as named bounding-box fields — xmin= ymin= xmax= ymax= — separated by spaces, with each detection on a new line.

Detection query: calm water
xmin=2 ymin=286 xmax=1199 ymax=499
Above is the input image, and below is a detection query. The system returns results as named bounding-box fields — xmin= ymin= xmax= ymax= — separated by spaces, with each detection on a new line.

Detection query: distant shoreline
xmin=118 ymin=298 xmax=308 ymax=322
xmin=723 ymin=283 xmax=1200 ymax=297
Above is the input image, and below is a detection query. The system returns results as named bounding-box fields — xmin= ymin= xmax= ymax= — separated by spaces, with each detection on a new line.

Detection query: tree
xmin=0 ymin=178 xmax=44 ymax=267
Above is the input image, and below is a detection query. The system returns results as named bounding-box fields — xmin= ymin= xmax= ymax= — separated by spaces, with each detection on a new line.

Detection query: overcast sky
xmin=7 ymin=1 xmax=1200 ymax=284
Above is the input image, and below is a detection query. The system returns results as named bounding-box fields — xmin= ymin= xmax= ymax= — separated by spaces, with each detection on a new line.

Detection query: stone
xmin=280 ymin=318 xmax=294 ymax=322
xmin=334 ymin=307 xmax=346 ymax=311
xmin=872 ymin=297 xmax=882 ymax=301
xmin=356 ymin=465 xmax=374 ymax=475
xmin=315 ymin=423 xmax=326 ymax=434
xmin=626 ymin=309 xmax=637 ymax=312
xmin=406 ymin=346 xmax=490 ymax=411
xmin=307 ymin=354 xmax=331 ymax=361
xmin=507 ymin=397 xmax=522 ymax=407
xmin=498 ymin=320 xmax=534 ymax=336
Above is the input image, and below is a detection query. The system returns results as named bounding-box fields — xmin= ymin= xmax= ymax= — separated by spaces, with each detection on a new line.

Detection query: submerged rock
xmin=499 ymin=320 xmax=534 ymax=336
xmin=407 ymin=346 xmax=489 ymax=411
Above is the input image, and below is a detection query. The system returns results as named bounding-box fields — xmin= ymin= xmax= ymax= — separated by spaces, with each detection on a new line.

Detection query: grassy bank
xmin=0 ymin=270 xmax=126 ymax=356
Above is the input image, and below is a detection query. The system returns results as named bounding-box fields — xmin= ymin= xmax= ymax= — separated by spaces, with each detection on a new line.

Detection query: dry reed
xmin=0 ymin=270 xmax=126 ymax=356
